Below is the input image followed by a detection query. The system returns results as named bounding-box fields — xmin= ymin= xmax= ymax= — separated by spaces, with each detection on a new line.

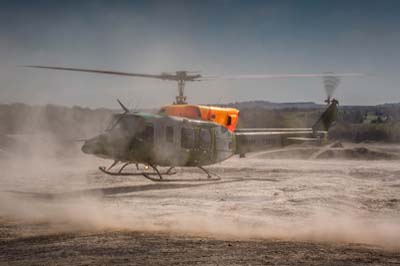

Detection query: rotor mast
xmin=174 ymin=71 xmax=190 ymax=104
xmin=167 ymin=70 xmax=201 ymax=105
xmin=176 ymin=79 xmax=187 ymax=104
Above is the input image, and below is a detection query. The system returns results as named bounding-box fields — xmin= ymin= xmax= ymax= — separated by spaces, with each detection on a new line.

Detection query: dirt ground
xmin=1 ymin=143 xmax=400 ymax=265
xmin=1 ymin=220 xmax=400 ymax=266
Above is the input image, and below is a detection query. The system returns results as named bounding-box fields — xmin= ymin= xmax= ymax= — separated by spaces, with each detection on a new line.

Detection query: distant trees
xmin=1 ymin=102 xmax=400 ymax=143
xmin=236 ymin=105 xmax=400 ymax=143
xmin=0 ymin=103 xmax=112 ymax=140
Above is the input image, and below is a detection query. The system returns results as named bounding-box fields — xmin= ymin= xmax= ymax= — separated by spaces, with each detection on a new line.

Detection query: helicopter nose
xmin=81 ymin=135 xmax=103 ymax=155
xmin=81 ymin=140 xmax=92 ymax=154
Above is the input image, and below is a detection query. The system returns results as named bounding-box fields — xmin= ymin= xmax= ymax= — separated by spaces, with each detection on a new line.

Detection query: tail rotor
xmin=312 ymin=74 xmax=341 ymax=134
xmin=323 ymin=73 xmax=340 ymax=104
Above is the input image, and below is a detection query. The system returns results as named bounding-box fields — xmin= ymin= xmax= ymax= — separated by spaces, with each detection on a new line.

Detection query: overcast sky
xmin=1 ymin=0 xmax=400 ymax=108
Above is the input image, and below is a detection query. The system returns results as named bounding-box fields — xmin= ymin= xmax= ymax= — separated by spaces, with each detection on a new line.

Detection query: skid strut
xmin=198 ymin=166 xmax=212 ymax=178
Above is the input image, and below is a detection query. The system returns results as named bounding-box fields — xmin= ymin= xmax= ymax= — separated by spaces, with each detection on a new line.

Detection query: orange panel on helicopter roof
xmin=197 ymin=105 xmax=239 ymax=132
xmin=160 ymin=104 xmax=239 ymax=131
xmin=159 ymin=105 xmax=202 ymax=119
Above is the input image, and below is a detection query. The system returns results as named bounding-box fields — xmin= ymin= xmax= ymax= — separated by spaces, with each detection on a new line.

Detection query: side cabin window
xmin=181 ymin=127 xmax=195 ymax=149
xmin=138 ymin=124 xmax=154 ymax=144
xmin=199 ymin=128 xmax=211 ymax=149
xmin=166 ymin=126 xmax=174 ymax=143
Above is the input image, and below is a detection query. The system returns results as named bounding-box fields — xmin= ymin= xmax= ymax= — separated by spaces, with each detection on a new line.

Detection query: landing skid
xmin=98 ymin=163 xmax=220 ymax=182
xmin=98 ymin=166 xmax=177 ymax=177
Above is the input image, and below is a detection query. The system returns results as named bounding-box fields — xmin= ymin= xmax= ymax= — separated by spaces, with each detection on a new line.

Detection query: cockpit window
xmin=140 ymin=124 xmax=154 ymax=143
xmin=181 ymin=127 xmax=195 ymax=149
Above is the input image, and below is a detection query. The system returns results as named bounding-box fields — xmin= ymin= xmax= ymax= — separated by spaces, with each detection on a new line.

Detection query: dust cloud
xmin=1 ymin=186 xmax=400 ymax=249
xmin=0 ymin=113 xmax=399 ymax=249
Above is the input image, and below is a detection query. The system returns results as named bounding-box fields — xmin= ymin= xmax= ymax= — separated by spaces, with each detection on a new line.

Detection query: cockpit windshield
xmin=105 ymin=114 xmax=143 ymax=133
xmin=105 ymin=114 xmax=124 ymax=132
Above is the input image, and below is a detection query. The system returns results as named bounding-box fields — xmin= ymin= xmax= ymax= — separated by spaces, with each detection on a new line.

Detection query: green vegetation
xmin=329 ymin=122 xmax=400 ymax=143
xmin=1 ymin=102 xmax=400 ymax=143
xmin=236 ymin=105 xmax=400 ymax=143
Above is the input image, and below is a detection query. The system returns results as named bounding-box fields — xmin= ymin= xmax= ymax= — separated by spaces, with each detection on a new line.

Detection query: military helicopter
xmin=25 ymin=65 xmax=361 ymax=181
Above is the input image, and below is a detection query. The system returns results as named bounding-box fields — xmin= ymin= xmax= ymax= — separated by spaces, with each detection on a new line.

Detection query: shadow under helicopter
xmin=4 ymin=176 xmax=279 ymax=201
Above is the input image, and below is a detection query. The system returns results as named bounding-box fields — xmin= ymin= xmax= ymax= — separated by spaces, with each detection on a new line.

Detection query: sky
xmin=0 ymin=0 xmax=400 ymax=108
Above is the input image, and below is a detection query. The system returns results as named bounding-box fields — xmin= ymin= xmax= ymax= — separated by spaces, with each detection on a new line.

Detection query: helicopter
xmin=24 ymin=65 xmax=361 ymax=181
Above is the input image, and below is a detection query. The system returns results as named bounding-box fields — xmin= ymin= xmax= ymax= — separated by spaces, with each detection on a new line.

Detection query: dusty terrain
xmin=0 ymin=143 xmax=400 ymax=265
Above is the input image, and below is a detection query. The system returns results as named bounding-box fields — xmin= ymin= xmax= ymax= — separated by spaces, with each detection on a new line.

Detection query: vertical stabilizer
xmin=312 ymin=99 xmax=338 ymax=134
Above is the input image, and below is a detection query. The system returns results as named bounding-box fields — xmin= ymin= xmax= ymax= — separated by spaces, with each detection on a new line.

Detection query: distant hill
xmin=215 ymin=100 xmax=322 ymax=110
xmin=377 ymin=102 xmax=400 ymax=107
xmin=218 ymin=100 xmax=400 ymax=111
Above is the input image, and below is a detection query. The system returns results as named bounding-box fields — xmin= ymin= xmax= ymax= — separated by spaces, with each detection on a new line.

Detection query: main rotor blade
xmin=24 ymin=66 xmax=366 ymax=83
xmin=200 ymin=73 xmax=366 ymax=80
xmin=23 ymin=65 xmax=174 ymax=80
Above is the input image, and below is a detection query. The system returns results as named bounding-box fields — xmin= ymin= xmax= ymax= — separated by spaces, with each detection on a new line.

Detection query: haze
xmin=1 ymin=0 xmax=400 ymax=108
